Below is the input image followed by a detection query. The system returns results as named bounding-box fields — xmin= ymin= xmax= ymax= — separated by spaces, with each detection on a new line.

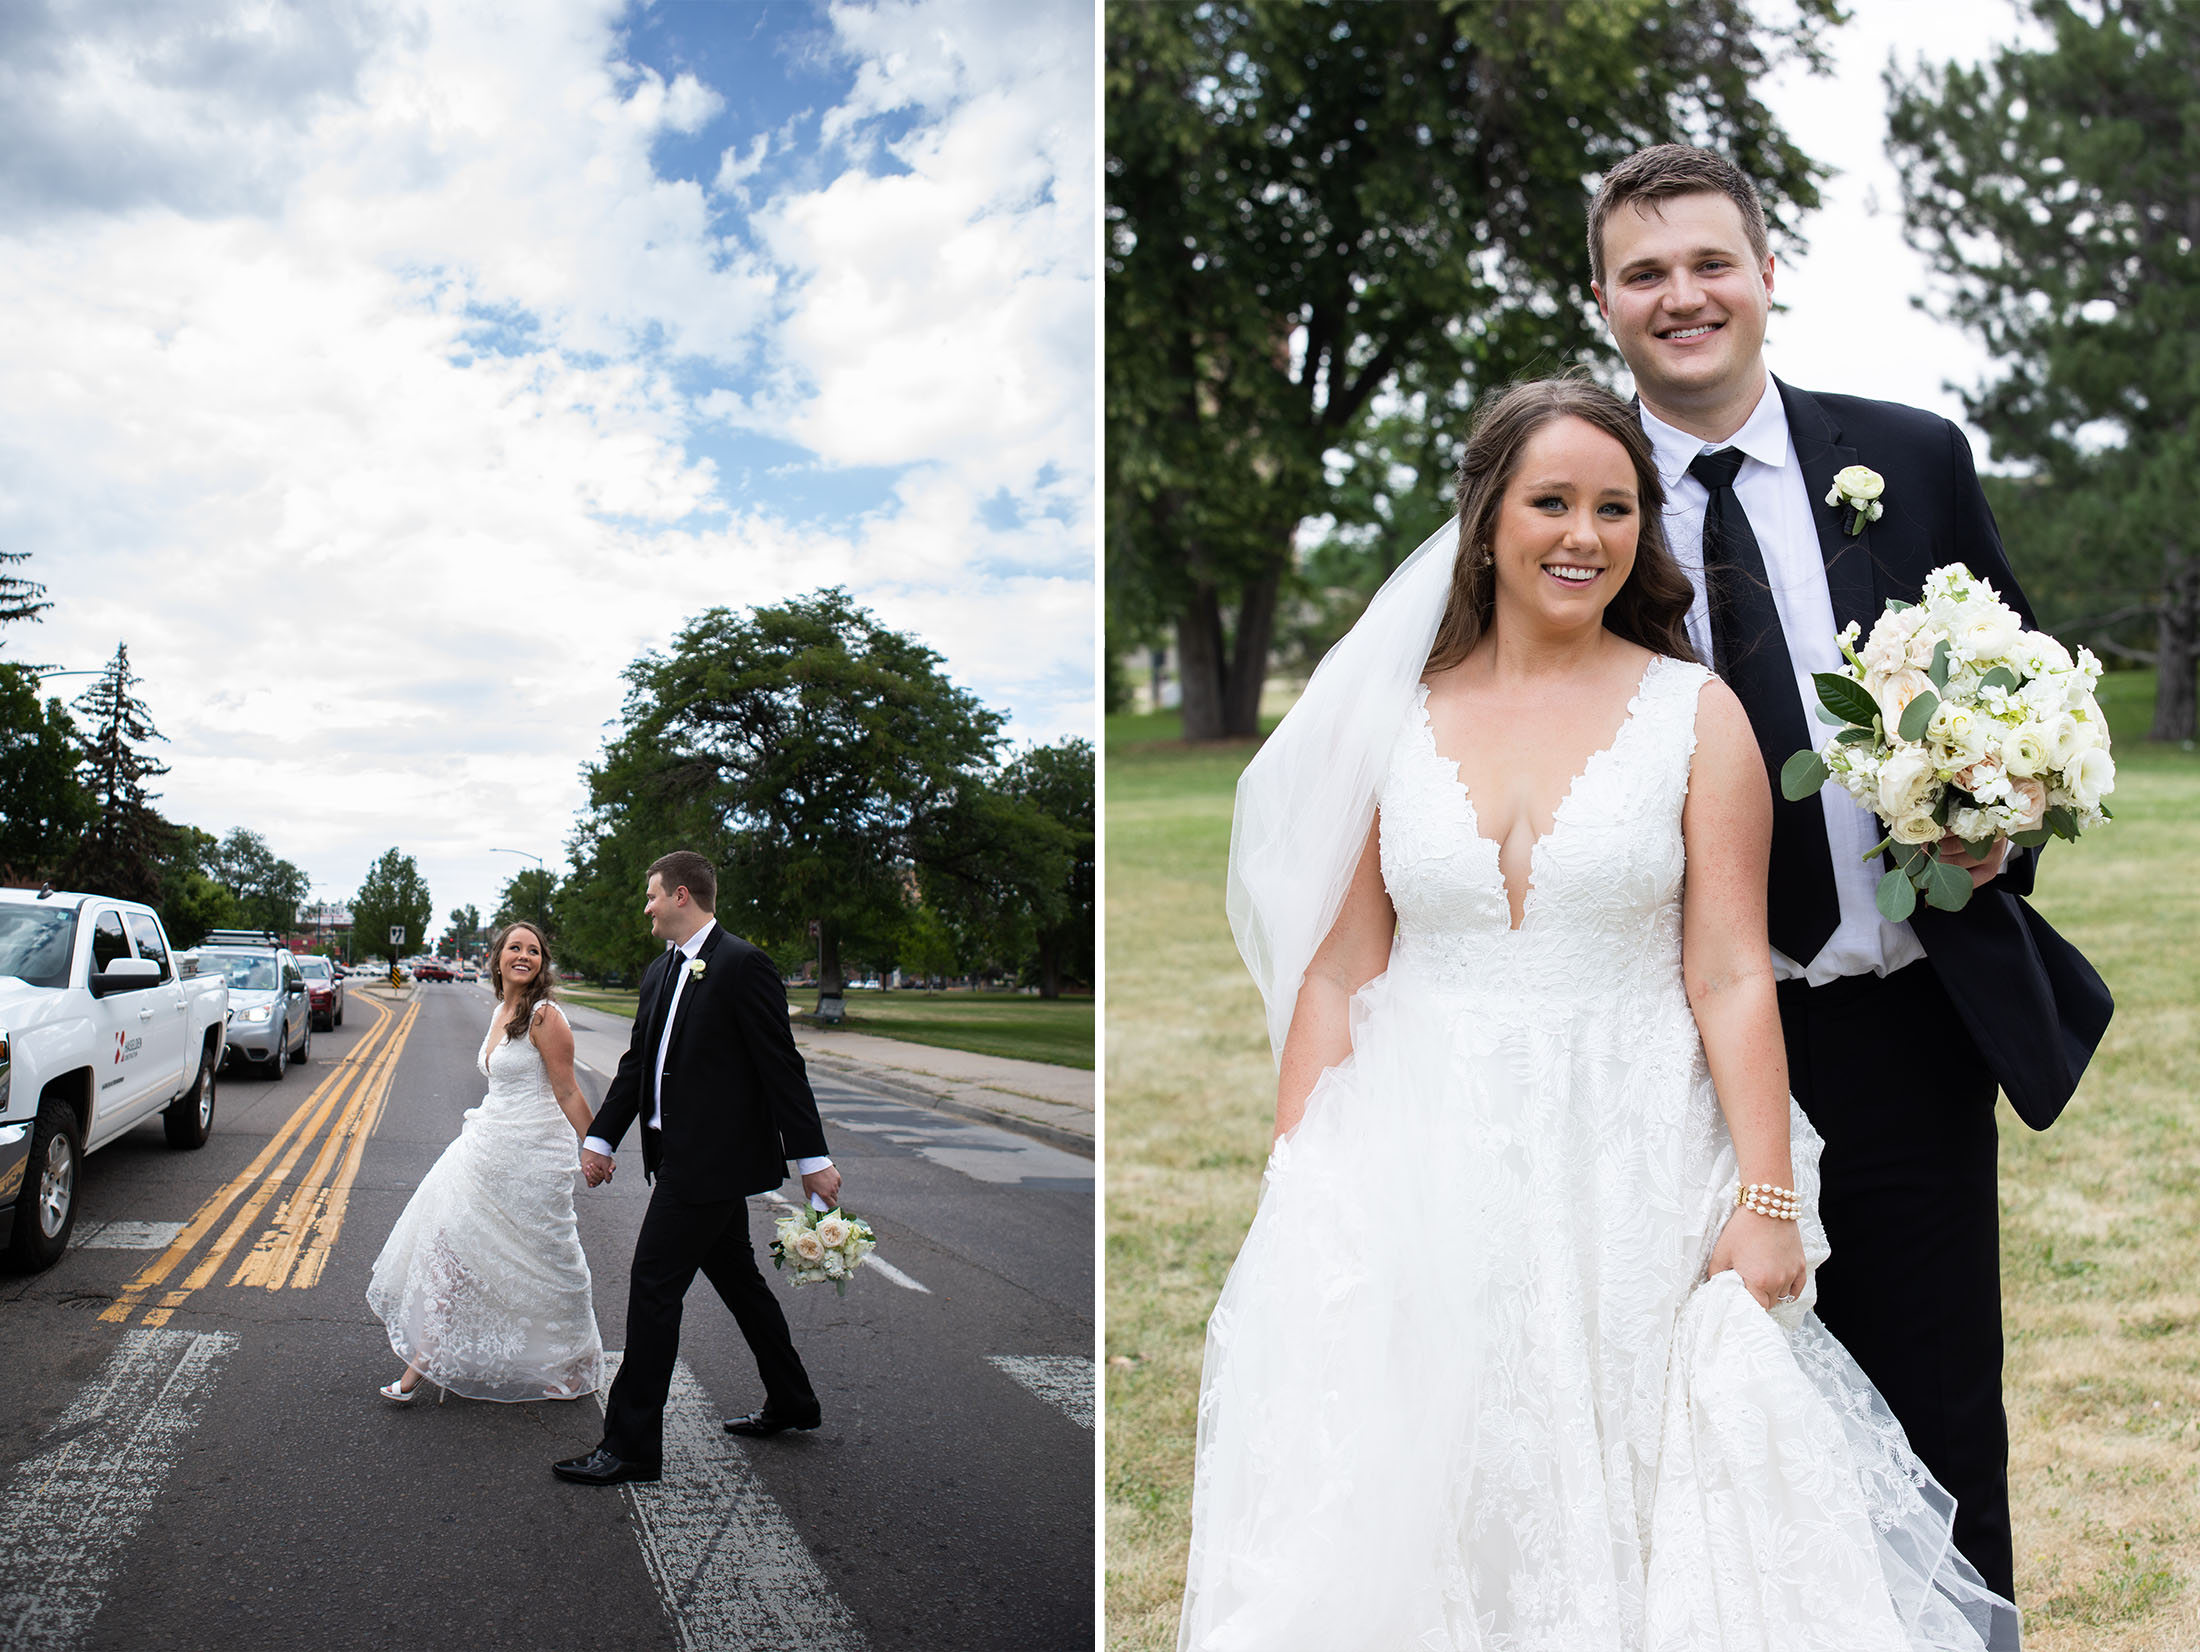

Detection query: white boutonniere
xmin=687 ymin=958 xmax=706 ymax=981
xmin=1825 ymin=464 xmax=1886 ymax=537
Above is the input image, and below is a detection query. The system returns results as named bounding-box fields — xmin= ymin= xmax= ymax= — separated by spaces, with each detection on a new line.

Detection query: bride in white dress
xmin=1179 ymin=380 xmax=2017 ymax=1650
xmin=367 ymin=920 xmax=604 ymax=1404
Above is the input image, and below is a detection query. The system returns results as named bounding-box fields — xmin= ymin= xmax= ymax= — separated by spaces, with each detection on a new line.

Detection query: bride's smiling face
xmin=1487 ymin=415 xmax=1641 ymax=629
xmin=499 ymin=927 xmax=543 ymax=989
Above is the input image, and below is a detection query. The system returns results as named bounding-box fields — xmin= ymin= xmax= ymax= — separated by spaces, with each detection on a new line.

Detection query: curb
xmin=798 ymin=1049 xmax=1095 ymax=1160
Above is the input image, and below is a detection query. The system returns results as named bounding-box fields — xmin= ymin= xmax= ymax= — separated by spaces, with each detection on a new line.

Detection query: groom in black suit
xmin=553 ymin=849 xmax=840 ymax=1485
xmin=1587 ymin=146 xmax=2112 ymax=1600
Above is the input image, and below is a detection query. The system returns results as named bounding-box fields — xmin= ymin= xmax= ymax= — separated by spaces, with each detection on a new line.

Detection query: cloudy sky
xmin=1 ymin=0 xmax=1094 ymax=930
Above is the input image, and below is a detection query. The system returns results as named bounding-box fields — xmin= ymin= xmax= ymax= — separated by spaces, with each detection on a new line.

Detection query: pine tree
xmin=1887 ymin=0 xmax=2200 ymax=739
xmin=0 ymin=549 xmax=50 ymax=637
xmin=61 ymin=642 xmax=172 ymax=901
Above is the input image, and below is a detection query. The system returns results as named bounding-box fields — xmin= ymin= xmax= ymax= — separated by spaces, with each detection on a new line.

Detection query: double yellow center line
xmin=102 ymin=993 xmax=422 ymax=1327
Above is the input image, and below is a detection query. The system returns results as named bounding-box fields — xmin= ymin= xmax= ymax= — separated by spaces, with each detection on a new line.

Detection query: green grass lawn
xmin=556 ymin=982 xmax=1093 ymax=1071
xmin=1105 ymin=668 xmax=2200 ymax=1652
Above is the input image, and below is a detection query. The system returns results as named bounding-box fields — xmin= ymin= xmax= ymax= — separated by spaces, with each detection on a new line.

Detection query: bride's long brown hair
xmin=1427 ymin=377 xmax=1698 ymax=673
xmin=488 ymin=920 xmax=556 ymax=1044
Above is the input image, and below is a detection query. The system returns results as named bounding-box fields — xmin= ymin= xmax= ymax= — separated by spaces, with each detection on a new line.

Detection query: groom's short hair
xmin=1587 ymin=145 xmax=1770 ymax=289
xmin=649 ymin=850 xmax=717 ymax=912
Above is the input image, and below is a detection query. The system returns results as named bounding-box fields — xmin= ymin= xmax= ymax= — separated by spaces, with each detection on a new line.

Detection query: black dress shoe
xmin=551 ymin=1446 xmax=661 ymax=1484
xmin=723 ymin=1407 xmax=821 ymax=1437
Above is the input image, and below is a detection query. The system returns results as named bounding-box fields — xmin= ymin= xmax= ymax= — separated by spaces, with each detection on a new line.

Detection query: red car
xmin=294 ymin=954 xmax=345 ymax=1030
xmin=412 ymin=959 xmax=457 ymax=982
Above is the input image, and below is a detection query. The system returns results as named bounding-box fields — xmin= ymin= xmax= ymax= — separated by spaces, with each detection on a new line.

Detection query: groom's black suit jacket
xmin=587 ymin=924 xmax=830 ymax=1197
xmin=1768 ymin=379 xmax=2112 ymax=1130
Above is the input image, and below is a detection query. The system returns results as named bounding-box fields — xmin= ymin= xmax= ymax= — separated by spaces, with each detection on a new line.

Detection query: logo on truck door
xmin=113 ymin=1032 xmax=140 ymax=1064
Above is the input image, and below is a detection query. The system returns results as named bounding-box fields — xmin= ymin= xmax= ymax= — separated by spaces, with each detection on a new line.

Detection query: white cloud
xmin=1 ymin=0 xmax=1095 ymax=924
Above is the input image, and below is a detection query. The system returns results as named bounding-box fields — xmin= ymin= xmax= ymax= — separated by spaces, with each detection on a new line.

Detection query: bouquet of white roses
xmin=770 ymin=1204 xmax=877 ymax=1295
xmin=1781 ymin=563 xmax=2115 ymax=920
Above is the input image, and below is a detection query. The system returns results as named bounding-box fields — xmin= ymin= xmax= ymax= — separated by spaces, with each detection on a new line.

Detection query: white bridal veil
xmin=1226 ymin=516 xmax=1461 ymax=1060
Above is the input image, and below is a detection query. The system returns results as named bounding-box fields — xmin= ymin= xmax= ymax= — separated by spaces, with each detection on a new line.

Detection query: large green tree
xmin=353 ymin=849 xmax=434 ymax=968
xmin=1887 ymin=0 xmax=2200 ymax=740
xmin=575 ymin=589 xmax=1003 ymax=996
xmin=156 ymin=826 xmax=242 ymax=950
xmin=209 ymin=828 xmax=311 ymax=937
xmin=60 ymin=642 xmax=171 ymax=902
xmin=917 ymin=780 xmax=1076 ymax=988
xmin=1107 ymin=0 xmax=1836 ymax=737
xmin=1005 ymin=738 xmax=1095 ymax=996
xmin=0 ymin=663 xmax=95 ymax=884
xmin=919 ymin=738 xmax=1095 ymax=998
xmin=557 ymin=815 xmax=665 ymax=985
xmin=493 ymin=868 xmax=559 ymax=938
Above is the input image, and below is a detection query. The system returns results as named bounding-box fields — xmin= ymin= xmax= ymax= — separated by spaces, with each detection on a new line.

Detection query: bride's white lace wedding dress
xmin=1179 ymin=655 xmax=2016 ymax=1651
xmin=367 ymin=1000 xmax=604 ymax=1402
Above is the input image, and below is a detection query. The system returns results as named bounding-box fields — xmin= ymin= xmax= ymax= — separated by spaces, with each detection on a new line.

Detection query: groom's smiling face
xmin=1593 ymin=191 xmax=1773 ymax=422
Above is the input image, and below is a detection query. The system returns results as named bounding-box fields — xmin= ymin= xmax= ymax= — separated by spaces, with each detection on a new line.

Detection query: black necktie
xmin=643 ymin=949 xmax=678 ymax=1121
xmin=1688 ymin=446 xmax=1841 ymax=963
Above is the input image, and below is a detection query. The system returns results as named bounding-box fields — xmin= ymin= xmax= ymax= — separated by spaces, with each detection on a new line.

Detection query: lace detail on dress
xmin=1178 ymin=652 xmax=2015 ymax=1651
xmin=367 ymin=1000 xmax=603 ymax=1403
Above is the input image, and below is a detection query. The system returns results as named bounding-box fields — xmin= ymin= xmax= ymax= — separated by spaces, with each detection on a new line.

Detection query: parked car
xmin=295 ymin=954 xmax=344 ymax=1030
xmin=0 ymin=888 xmax=231 ymax=1271
xmin=182 ymin=930 xmax=311 ymax=1078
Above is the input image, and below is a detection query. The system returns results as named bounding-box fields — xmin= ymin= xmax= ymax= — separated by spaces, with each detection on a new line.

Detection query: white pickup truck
xmin=0 ymin=887 xmax=230 ymax=1272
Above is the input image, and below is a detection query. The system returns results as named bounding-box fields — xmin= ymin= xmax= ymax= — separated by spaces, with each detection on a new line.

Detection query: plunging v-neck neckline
xmin=1413 ymin=654 xmax=1666 ymax=933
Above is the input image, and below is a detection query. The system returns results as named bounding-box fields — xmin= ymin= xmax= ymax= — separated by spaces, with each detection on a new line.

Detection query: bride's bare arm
xmin=1680 ymin=678 xmax=1806 ymax=1308
xmin=1273 ymin=819 xmax=1396 ymax=1142
xmin=529 ymin=1003 xmax=596 ymax=1139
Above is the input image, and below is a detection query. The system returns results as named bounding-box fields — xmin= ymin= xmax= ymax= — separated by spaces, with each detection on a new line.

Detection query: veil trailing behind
xmin=1228 ymin=518 xmax=1459 ymax=1063
xmin=1189 ymin=522 xmax=2020 ymax=1649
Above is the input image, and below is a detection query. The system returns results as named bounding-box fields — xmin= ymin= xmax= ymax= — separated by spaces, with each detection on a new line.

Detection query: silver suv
xmin=183 ymin=931 xmax=311 ymax=1078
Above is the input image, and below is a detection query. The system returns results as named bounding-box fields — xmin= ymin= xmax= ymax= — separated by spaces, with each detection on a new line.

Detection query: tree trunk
xmin=1035 ymin=934 xmax=1062 ymax=1000
xmin=1223 ymin=561 xmax=1284 ymax=737
xmin=2151 ymin=544 xmax=2199 ymax=743
xmin=1177 ymin=584 xmax=1228 ymax=739
xmin=818 ymin=921 xmax=845 ymax=996
xmin=1175 ymin=544 xmax=1290 ymax=741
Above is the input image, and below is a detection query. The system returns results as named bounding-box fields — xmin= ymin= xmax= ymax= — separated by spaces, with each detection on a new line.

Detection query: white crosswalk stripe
xmin=73 ymin=1220 xmax=187 ymax=1250
xmin=0 ymin=1328 xmax=238 ymax=1649
xmin=597 ymin=1351 xmax=864 ymax=1651
xmin=985 ymin=1354 xmax=1093 ymax=1429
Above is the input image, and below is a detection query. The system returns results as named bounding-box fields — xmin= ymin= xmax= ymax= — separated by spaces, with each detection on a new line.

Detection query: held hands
xmin=580 ymin=1148 xmax=615 ymax=1187
xmin=1706 ymin=1208 xmax=1807 ymax=1312
xmin=800 ymin=1163 xmax=843 ymax=1208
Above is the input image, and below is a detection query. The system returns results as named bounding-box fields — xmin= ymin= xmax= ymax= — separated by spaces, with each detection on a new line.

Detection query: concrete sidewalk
xmin=789 ymin=1024 xmax=1094 ymax=1158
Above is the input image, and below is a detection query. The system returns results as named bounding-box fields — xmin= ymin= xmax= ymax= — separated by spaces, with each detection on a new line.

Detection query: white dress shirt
xmin=1641 ymin=379 xmax=1924 ymax=986
xmin=585 ymin=917 xmax=832 ymax=1175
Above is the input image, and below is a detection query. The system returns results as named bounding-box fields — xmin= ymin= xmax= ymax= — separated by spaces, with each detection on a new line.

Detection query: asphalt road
xmin=0 ymin=983 xmax=1095 ymax=1652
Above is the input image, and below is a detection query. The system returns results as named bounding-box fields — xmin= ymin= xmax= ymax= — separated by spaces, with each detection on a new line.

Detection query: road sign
xmin=389 ymin=926 xmax=405 ymax=945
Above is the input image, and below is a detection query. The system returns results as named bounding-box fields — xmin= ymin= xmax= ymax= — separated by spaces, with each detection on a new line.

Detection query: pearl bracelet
xmin=1737 ymin=1182 xmax=1801 ymax=1221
